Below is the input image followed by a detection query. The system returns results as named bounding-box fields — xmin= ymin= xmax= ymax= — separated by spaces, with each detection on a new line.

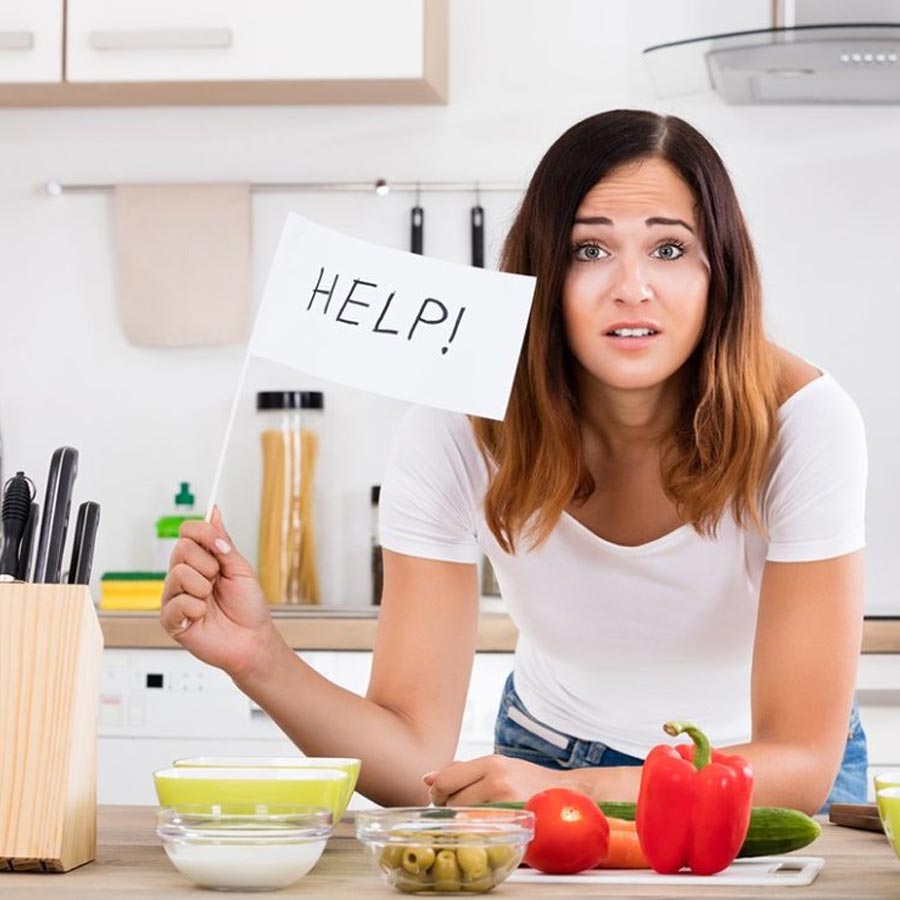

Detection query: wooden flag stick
xmin=205 ymin=349 xmax=252 ymax=522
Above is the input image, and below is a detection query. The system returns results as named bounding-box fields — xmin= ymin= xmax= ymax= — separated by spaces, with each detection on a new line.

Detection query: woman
xmin=161 ymin=110 xmax=867 ymax=815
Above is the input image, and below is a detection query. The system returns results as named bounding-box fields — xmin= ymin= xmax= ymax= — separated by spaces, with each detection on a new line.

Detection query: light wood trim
xmin=862 ymin=618 xmax=900 ymax=654
xmin=0 ymin=77 xmax=445 ymax=107
xmin=422 ymin=0 xmax=448 ymax=102
xmin=0 ymin=584 xmax=103 ymax=872
xmin=100 ymin=609 xmax=518 ymax=652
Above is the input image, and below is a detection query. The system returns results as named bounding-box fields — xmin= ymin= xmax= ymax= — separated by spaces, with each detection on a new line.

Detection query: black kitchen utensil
xmin=471 ymin=204 xmax=485 ymax=268
xmin=33 ymin=446 xmax=79 ymax=584
xmin=411 ymin=205 xmax=424 ymax=255
xmin=0 ymin=472 xmax=33 ymax=580
xmin=68 ymin=501 xmax=100 ymax=586
xmin=16 ymin=501 xmax=39 ymax=582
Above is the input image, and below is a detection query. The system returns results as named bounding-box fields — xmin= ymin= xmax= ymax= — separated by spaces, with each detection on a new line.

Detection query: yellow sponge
xmin=99 ymin=572 xmax=167 ymax=610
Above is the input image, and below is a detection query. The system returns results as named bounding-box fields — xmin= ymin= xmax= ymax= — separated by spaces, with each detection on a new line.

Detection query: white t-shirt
xmin=379 ymin=373 xmax=867 ymax=758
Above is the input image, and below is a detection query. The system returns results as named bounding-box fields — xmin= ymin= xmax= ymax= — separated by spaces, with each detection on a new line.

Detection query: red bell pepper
xmin=636 ymin=721 xmax=753 ymax=876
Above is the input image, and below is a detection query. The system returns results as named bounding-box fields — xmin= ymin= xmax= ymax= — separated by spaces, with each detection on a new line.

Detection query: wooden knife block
xmin=0 ymin=583 xmax=103 ymax=872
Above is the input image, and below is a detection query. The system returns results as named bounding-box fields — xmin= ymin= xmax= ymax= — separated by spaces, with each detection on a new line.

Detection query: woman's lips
xmin=604 ymin=333 xmax=661 ymax=350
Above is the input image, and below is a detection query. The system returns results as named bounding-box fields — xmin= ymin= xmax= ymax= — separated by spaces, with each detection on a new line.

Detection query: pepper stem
xmin=664 ymin=721 xmax=711 ymax=771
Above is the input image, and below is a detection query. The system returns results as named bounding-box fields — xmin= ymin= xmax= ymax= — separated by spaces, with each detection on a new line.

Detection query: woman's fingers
xmin=159 ymin=593 xmax=208 ymax=638
xmin=426 ymin=759 xmax=485 ymax=806
xmin=162 ymin=561 xmax=213 ymax=606
xmin=179 ymin=517 xmax=256 ymax=579
xmin=169 ymin=536 xmax=220 ymax=581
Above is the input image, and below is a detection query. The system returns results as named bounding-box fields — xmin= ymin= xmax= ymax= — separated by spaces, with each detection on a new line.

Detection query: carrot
xmin=606 ymin=817 xmax=636 ymax=832
xmin=594 ymin=825 xmax=649 ymax=869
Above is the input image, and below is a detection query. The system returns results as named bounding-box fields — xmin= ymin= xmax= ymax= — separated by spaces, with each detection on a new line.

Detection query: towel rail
xmin=44 ymin=179 xmax=524 ymax=197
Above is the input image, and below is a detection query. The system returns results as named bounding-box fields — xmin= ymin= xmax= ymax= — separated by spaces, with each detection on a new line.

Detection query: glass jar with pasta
xmin=256 ymin=391 xmax=324 ymax=605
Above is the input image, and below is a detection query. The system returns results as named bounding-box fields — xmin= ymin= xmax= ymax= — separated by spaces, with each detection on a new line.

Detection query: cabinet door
xmin=0 ymin=0 xmax=62 ymax=83
xmin=67 ymin=0 xmax=425 ymax=83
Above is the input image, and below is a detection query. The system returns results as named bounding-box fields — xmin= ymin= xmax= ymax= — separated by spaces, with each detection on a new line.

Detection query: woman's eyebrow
xmin=573 ymin=215 xmax=695 ymax=234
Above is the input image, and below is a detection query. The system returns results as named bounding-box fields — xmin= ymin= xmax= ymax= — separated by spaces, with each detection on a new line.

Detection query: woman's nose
xmin=612 ymin=258 xmax=652 ymax=305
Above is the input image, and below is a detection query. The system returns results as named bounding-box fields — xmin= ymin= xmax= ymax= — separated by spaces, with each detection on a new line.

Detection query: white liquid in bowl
xmin=164 ymin=839 xmax=327 ymax=891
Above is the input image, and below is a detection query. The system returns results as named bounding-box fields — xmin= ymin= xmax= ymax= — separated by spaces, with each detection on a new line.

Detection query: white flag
xmin=249 ymin=214 xmax=536 ymax=420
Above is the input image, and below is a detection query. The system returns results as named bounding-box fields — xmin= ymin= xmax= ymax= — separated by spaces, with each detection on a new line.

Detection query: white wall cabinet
xmin=0 ymin=0 xmax=62 ymax=83
xmin=0 ymin=0 xmax=446 ymax=106
xmin=67 ymin=0 xmax=424 ymax=84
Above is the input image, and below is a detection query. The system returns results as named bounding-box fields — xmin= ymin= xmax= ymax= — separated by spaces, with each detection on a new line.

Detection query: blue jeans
xmin=493 ymin=673 xmax=868 ymax=813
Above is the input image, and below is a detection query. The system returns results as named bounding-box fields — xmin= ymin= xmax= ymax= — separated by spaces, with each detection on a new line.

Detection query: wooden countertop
xmin=1 ymin=805 xmax=898 ymax=898
xmin=98 ymin=610 xmax=900 ymax=653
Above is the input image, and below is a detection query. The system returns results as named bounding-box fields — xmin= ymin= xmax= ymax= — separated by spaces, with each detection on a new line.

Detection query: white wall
xmin=1 ymin=0 xmax=897 ymax=612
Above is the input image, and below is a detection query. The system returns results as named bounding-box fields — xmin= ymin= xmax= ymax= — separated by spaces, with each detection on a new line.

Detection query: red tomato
xmin=523 ymin=788 xmax=610 ymax=874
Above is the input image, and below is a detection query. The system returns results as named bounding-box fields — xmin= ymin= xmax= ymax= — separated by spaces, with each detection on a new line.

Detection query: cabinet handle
xmin=89 ymin=28 xmax=233 ymax=52
xmin=0 ymin=30 xmax=34 ymax=51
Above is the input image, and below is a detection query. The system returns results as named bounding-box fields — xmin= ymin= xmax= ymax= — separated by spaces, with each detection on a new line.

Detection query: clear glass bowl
xmin=356 ymin=807 xmax=535 ymax=894
xmin=157 ymin=804 xmax=333 ymax=892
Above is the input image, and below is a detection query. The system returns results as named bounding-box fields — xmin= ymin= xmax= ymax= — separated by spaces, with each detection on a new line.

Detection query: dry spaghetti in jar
xmin=256 ymin=391 xmax=324 ymax=605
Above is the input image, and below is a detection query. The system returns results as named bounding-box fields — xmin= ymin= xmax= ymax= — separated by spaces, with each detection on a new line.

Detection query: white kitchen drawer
xmin=66 ymin=0 xmax=424 ymax=84
xmin=0 ymin=0 xmax=62 ymax=83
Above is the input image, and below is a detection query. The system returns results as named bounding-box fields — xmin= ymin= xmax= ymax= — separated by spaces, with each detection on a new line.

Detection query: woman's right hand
xmin=159 ymin=506 xmax=282 ymax=680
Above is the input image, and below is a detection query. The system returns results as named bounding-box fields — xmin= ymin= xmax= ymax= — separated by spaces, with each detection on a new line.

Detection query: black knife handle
xmin=411 ymin=206 xmax=424 ymax=255
xmin=16 ymin=502 xmax=39 ymax=582
xmin=471 ymin=205 xmax=485 ymax=268
xmin=73 ymin=502 xmax=100 ymax=586
xmin=44 ymin=446 xmax=79 ymax=584
xmin=32 ymin=447 xmax=63 ymax=583
xmin=67 ymin=502 xmax=87 ymax=585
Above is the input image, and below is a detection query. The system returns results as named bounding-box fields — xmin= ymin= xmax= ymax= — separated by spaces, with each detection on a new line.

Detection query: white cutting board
xmin=508 ymin=856 xmax=825 ymax=887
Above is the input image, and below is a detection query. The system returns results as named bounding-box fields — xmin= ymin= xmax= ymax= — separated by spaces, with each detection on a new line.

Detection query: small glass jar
xmin=257 ymin=391 xmax=324 ymax=605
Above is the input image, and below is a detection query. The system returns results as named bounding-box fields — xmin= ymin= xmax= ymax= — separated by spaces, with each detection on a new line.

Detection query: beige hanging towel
xmin=112 ymin=182 xmax=252 ymax=347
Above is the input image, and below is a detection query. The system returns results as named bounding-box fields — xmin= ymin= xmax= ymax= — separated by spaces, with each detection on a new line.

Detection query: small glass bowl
xmin=157 ymin=804 xmax=333 ymax=892
xmin=356 ymin=807 xmax=535 ymax=894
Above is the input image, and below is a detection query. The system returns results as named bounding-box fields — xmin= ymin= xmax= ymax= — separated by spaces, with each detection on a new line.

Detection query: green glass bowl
xmin=154 ymin=766 xmax=350 ymax=822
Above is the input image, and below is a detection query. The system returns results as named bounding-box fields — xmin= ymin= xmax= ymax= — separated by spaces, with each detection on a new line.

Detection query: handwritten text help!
xmin=248 ymin=214 xmax=536 ymax=420
xmin=307 ymin=268 xmax=467 ymax=356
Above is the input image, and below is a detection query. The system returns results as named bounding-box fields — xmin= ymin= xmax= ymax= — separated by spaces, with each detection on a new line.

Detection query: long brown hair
xmin=473 ymin=109 xmax=778 ymax=554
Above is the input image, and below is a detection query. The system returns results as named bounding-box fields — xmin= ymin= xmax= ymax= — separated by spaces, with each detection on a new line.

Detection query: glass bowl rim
xmin=157 ymin=803 xmax=333 ymax=842
xmin=355 ymin=806 xmax=535 ymax=845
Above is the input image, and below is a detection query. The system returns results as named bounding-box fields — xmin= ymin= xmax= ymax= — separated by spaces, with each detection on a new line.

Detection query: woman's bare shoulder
xmin=771 ymin=344 xmax=823 ymax=406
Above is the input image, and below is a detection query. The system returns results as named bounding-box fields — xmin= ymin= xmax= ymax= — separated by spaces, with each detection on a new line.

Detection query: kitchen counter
xmin=1 ymin=805 xmax=897 ymax=898
xmin=98 ymin=610 xmax=900 ymax=653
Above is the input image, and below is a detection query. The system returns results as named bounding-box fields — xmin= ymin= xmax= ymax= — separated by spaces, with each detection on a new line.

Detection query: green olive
xmin=402 ymin=846 xmax=436 ymax=875
xmin=455 ymin=846 xmax=490 ymax=880
xmin=380 ymin=844 xmax=405 ymax=869
xmin=432 ymin=849 xmax=462 ymax=892
xmin=485 ymin=844 xmax=517 ymax=870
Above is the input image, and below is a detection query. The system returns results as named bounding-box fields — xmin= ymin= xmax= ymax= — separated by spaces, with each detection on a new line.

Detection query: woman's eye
xmin=652 ymin=242 xmax=685 ymax=261
xmin=573 ymin=243 xmax=608 ymax=261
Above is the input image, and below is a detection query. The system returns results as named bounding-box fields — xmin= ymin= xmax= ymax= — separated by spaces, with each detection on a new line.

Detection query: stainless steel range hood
xmin=643 ymin=0 xmax=900 ymax=103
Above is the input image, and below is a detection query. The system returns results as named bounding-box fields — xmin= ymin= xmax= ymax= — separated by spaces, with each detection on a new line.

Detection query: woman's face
xmin=562 ymin=157 xmax=710 ymax=393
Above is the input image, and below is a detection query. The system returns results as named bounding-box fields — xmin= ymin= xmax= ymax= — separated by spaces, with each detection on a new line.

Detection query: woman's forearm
xmin=230 ymin=633 xmax=441 ymax=807
xmin=568 ymin=739 xmax=835 ymax=815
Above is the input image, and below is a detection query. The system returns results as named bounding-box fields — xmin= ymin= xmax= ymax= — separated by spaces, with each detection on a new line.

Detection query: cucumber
xmin=478 ymin=802 xmax=821 ymax=858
